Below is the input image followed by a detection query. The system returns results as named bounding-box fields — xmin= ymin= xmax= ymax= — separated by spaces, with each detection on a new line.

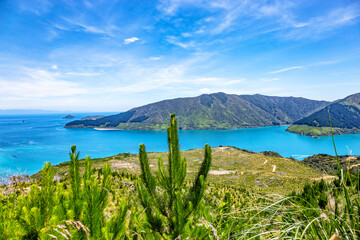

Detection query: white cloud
xmin=124 ymin=37 xmax=139 ymax=44
xmin=312 ymin=59 xmax=342 ymax=66
xmin=147 ymin=56 xmax=161 ymax=61
xmin=66 ymin=72 xmax=101 ymax=76
xmin=200 ymin=88 xmax=211 ymax=94
xmin=166 ymin=36 xmax=195 ymax=48
xmin=260 ymin=77 xmax=280 ymax=82
xmin=268 ymin=66 xmax=303 ymax=74
xmin=0 ymin=68 xmax=87 ymax=98
xmin=62 ymin=17 xmax=116 ymax=37
xmin=51 ymin=65 xmax=58 ymax=70
xmin=182 ymin=32 xmax=192 ymax=37
xmin=192 ymin=77 xmax=244 ymax=86
xmin=52 ymin=23 xmax=68 ymax=31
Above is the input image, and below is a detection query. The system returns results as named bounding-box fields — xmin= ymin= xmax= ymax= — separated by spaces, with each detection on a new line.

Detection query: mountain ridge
xmin=65 ymin=92 xmax=329 ymax=130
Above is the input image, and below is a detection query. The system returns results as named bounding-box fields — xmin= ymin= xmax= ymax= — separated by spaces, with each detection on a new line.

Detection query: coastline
xmin=94 ymin=127 xmax=121 ymax=131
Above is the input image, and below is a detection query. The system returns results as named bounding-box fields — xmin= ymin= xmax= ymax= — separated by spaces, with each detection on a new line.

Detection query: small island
xmin=62 ymin=115 xmax=75 ymax=119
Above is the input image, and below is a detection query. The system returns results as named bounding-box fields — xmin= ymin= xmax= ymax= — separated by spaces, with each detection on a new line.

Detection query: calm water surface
xmin=1 ymin=114 xmax=360 ymax=175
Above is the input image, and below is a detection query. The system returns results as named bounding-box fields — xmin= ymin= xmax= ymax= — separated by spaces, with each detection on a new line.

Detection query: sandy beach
xmin=94 ymin=127 xmax=121 ymax=131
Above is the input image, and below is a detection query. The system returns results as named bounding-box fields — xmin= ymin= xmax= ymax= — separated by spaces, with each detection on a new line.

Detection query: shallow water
xmin=1 ymin=114 xmax=359 ymax=175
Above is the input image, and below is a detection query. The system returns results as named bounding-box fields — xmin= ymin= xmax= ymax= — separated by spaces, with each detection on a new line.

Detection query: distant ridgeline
xmin=287 ymin=92 xmax=360 ymax=136
xmin=65 ymin=92 xmax=329 ymax=130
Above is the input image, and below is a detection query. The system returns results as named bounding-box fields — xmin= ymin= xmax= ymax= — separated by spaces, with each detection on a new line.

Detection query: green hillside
xmin=288 ymin=92 xmax=360 ymax=136
xmin=65 ymin=92 xmax=329 ymax=130
xmin=301 ymin=153 xmax=360 ymax=175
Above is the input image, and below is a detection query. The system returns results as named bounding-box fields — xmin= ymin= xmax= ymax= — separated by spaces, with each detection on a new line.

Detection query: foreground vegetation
xmin=302 ymin=154 xmax=360 ymax=175
xmin=1 ymin=115 xmax=360 ymax=239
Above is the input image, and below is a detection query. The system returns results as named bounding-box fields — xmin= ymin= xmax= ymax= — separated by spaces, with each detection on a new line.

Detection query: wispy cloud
xmin=62 ymin=17 xmax=116 ymax=37
xmin=157 ymin=0 xmax=296 ymax=35
xmin=192 ymin=77 xmax=245 ymax=86
xmin=65 ymin=72 xmax=101 ymax=77
xmin=199 ymin=88 xmax=211 ymax=94
xmin=0 ymin=68 xmax=87 ymax=98
xmin=260 ymin=77 xmax=280 ymax=82
xmin=269 ymin=66 xmax=303 ymax=74
xmin=157 ymin=0 xmax=360 ymax=43
xmin=181 ymin=32 xmax=192 ymax=37
xmin=312 ymin=59 xmax=343 ymax=66
xmin=282 ymin=3 xmax=360 ymax=40
xmin=124 ymin=37 xmax=139 ymax=44
xmin=17 ymin=0 xmax=52 ymax=15
xmin=166 ymin=36 xmax=195 ymax=48
xmin=147 ymin=57 xmax=161 ymax=61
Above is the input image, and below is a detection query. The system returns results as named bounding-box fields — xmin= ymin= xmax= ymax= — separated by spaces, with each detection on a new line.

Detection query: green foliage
xmin=39 ymin=162 xmax=55 ymax=225
xmin=0 ymin=146 xmax=131 ymax=240
xmin=298 ymin=179 xmax=329 ymax=210
xmin=102 ymin=199 xmax=130 ymax=240
xmin=301 ymin=153 xmax=360 ymax=175
xmin=137 ymin=114 xmax=212 ymax=238
xmin=16 ymin=162 xmax=55 ymax=238
xmin=82 ymin=156 xmax=112 ymax=239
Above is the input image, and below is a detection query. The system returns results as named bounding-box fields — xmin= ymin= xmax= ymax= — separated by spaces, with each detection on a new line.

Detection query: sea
xmin=1 ymin=113 xmax=360 ymax=175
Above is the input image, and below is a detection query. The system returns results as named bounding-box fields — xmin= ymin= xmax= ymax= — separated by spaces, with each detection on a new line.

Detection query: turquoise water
xmin=1 ymin=114 xmax=360 ymax=175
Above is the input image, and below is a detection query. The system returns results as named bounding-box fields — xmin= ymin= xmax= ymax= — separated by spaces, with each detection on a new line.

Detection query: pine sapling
xmin=138 ymin=114 xmax=212 ymax=238
xmin=69 ymin=145 xmax=82 ymax=220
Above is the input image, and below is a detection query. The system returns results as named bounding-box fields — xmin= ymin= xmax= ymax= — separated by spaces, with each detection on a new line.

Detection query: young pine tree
xmin=82 ymin=156 xmax=112 ymax=239
xmin=17 ymin=162 xmax=55 ymax=239
xmin=137 ymin=113 xmax=212 ymax=239
xmin=69 ymin=145 xmax=82 ymax=220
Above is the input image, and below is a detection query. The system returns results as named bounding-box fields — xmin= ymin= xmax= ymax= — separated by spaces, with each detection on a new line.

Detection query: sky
xmin=0 ymin=0 xmax=359 ymax=112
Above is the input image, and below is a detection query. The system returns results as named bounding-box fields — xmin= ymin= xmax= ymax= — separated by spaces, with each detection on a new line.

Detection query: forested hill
xmin=65 ymin=92 xmax=329 ymax=130
xmin=287 ymin=92 xmax=360 ymax=136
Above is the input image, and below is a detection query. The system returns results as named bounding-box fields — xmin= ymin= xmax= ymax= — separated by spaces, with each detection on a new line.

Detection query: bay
xmin=1 ymin=113 xmax=360 ymax=175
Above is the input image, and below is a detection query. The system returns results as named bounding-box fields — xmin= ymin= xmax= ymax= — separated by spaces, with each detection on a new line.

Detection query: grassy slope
xmin=46 ymin=146 xmax=327 ymax=194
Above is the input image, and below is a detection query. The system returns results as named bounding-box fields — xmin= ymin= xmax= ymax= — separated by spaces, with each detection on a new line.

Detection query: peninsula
xmin=287 ymin=92 xmax=360 ymax=136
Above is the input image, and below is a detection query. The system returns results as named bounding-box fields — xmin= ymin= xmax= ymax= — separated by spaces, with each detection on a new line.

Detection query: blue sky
xmin=0 ymin=0 xmax=359 ymax=111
